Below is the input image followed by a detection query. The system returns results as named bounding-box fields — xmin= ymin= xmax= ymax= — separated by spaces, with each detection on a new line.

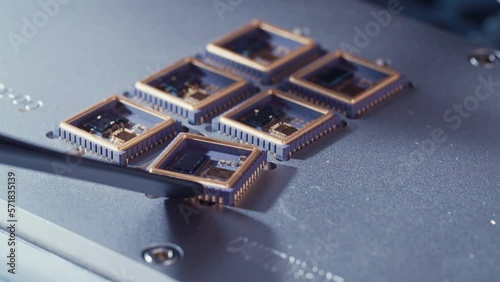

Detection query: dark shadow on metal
xmin=0 ymin=134 xmax=200 ymax=199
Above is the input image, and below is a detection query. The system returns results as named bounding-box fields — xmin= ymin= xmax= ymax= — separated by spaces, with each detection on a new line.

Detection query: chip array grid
xmin=52 ymin=19 xmax=413 ymax=205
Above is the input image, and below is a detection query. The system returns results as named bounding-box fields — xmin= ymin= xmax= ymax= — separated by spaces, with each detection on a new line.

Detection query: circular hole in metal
xmin=46 ymin=131 xmax=55 ymax=139
xmin=340 ymin=120 xmax=348 ymax=128
xmin=204 ymin=125 xmax=213 ymax=132
xmin=122 ymin=92 xmax=131 ymax=97
xmin=143 ymin=244 xmax=183 ymax=266
xmin=264 ymin=162 xmax=277 ymax=171
xmin=469 ymin=48 xmax=500 ymax=68
xmin=181 ymin=126 xmax=189 ymax=133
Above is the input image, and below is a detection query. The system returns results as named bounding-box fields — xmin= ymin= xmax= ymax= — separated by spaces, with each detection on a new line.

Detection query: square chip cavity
xmin=148 ymin=133 xmax=266 ymax=205
xmin=134 ymin=57 xmax=255 ymax=125
xmin=287 ymin=51 xmax=412 ymax=118
xmin=54 ymin=95 xmax=181 ymax=166
xmin=212 ymin=89 xmax=342 ymax=161
xmin=205 ymin=19 xmax=320 ymax=85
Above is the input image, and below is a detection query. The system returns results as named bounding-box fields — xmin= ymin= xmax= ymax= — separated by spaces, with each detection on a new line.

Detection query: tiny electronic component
xmin=134 ymin=57 xmax=255 ymax=124
xmin=212 ymin=89 xmax=343 ymax=161
xmin=205 ymin=19 xmax=321 ymax=85
xmin=148 ymin=133 xmax=266 ymax=205
xmin=54 ymin=95 xmax=181 ymax=165
xmin=205 ymin=167 xmax=234 ymax=181
xmin=171 ymin=152 xmax=210 ymax=175
xmin=287 ymin=51 xmax=412 ymax=118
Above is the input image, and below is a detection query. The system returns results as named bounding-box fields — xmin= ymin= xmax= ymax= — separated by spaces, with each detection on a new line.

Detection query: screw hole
xmin=469 ymin=48 xmax=500 ymax=68
xmin=264 ymin=162 xmax=277 ymax=171
xmin=181 ymin=126 xmax=189 ymax=133
xmin=46 ymin=131 xmax=55 ymax=139
xmin=340 ymin=120 xmax=348 ymax=128
xmin=205 ymin=125 xmax=213 ymax=132
xmin=143 ymin=244 xmax=183 ymax=266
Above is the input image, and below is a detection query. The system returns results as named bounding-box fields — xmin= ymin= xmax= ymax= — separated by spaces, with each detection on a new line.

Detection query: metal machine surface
xmin=0 ymin=1 xmax=499 ymax=281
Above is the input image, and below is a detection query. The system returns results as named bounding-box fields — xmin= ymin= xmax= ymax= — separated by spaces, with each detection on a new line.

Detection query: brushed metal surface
xmin=0 ymin=0 xmax=499 ymax=281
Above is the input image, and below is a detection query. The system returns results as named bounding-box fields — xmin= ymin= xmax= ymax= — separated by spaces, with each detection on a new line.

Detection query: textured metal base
xmin=0 ymin=1 xmax=499 ymax=281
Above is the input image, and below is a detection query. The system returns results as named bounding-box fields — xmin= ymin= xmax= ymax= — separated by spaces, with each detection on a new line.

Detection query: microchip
xmin=171 ymin=152 xmax=210 ymax=175
xmin=205 ymin=167 xmax=234 ymax=181
xmin=205 ymin=19 xmax=321 ymax=85
xmin=308 ymin=58 xmax=386 ymax=97
xmin=189 ymin=91 xmax=210 ymax=101
xmin=232 ymin=30 xmax=280 ymax=66
xmin=212 ymin=89 xmax=343 ymax=161
xmin=134 ymin=57 xmax=255 ymax=125
xmin=111 ymin=129 xmax=138 ymax=144
xmin=149 ymin=133 xmax=267 ymax=205
xmin=157 ymin=73 xmax=201 ymax=98
xmin=241 ymin=106 xmax=285 ymax=129
xmin=312 ymin=68 xmax=357 ymax=94
xmin=287 ymin=51 xmax=412 ymax=118
xmin=270 ymin=123 xmax=298 ymax=138
xmin=54 ymin=95 xmax=181 ymax=166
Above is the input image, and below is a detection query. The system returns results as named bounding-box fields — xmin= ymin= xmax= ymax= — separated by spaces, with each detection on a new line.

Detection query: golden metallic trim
xmin=290 ymin=51 xmax=401 ymax=104
xmin=59 ymin=95 xmax=175 ymax=151
xmin=206 ymin=19 xmax=317 ymax=72
xmin=219 ymin=89 xmax=334 ymax=146
xmin=149 ymin=133 xmax=262 ymax=189
xmin=135 ymin=57 xmax=249 ymax=110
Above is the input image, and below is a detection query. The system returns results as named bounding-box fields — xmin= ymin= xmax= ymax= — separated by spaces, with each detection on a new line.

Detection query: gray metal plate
xmin=0 ymin=0 xmax=499 ymax=281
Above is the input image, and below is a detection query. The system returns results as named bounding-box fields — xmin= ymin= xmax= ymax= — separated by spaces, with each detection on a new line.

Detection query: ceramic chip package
xmin=54 ymin=95 xmax=181 ymax=166
xmin=205 ymin=19 xmax=321 ymax=84
xmin=287 ymin=51 xmax=412 ymax=118
xmin=212 ymin=89 xmax=343 ymax=161
xmin=134 ymin=57 xmax=256 ymax=124
xmin=148 ymin=133 xmax=267 ymax=205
